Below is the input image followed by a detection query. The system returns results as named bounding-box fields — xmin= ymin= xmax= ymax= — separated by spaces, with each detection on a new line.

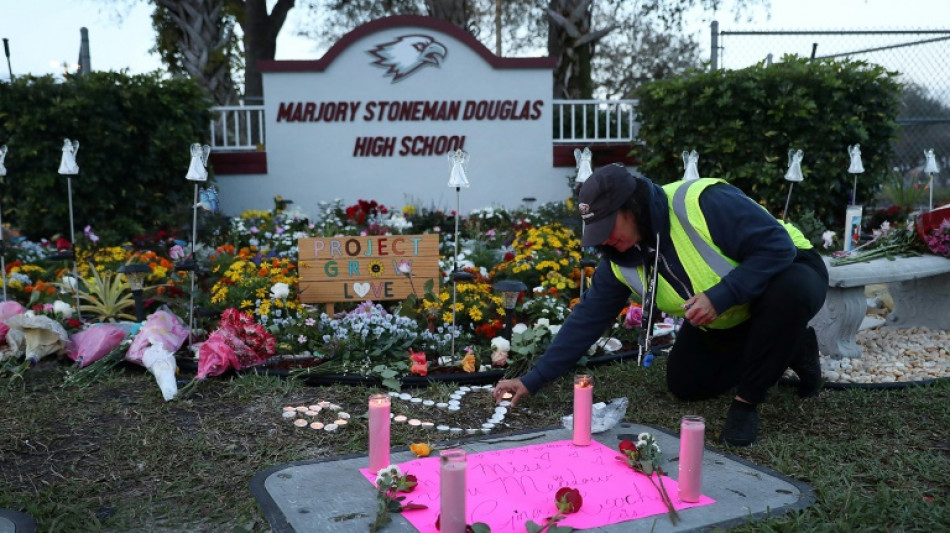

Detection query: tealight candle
xmin=338 ymin=412 xmax=351 ymax=419
xmin=368 ymin=393 xmax=391 ymax=473
xmin=499 ymin=401 xmax=512 ymax=408
xmin=309 ymin=422 xmax=324 ymax=430
xmin=325 ymin=423 xmax=338 ymax=432
xmin=573 ymin=374 xmax=593 ymax=446
xmin=436 ymin=402 xmax=449 ymax=409
xmin=282 ymin=406 xmax=295 ymax=412
xmin=393 ymin=415 xmax=408 ymax=423
xmin=408 ymin=419 xmax=422 ymax=427
xmin=334 ymin=419 xmax=348 ymax=426
xmin=465 ymin=428 xmax=478 ymax=435
xmin=399 ymin=393 xmax=412 ymax=401
xmin=305 ymin=410 xmax=319 ymax=417
xmin=308 ymin=405 xmax=321 ymax=411
xmin=293 ymin=419 xmax=308 ymax=428
xmin=459 ymin=386 xmax=471 ymax=393
xmin=450 ymin=428 xmax=463 ymax=435
xmin=388 ymin=391 xmax=400 ymax=397
xmin=281 ymin=411 xmax=297 ymax=420
xmin=422 ymin=400 xmax=435 ymax=407
xmin=421 ymin=422 xmax=435 ymax=430
xmin=318 ymin=401 xmax=330 ymax=408
xmin=502 ymin=392 xmax=513 ymax=400
xmin=494 ymin=407 xmax=507 ymax=415
xmin=295 ymin=406 xmax=308 ymax=413
xmin=437 ymin=425 xmax=451 ymax=432
xmin=448 ymin=406 xmax=460 ymax=412
xmin=410 ymin=397 xmax=423 ymax=404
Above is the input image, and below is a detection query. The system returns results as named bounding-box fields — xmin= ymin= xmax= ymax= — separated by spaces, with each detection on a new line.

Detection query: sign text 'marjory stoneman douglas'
xmin=276 ymin=99 xmax=544 ymax=123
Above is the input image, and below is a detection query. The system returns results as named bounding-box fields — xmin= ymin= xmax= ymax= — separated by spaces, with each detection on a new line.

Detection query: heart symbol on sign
xmin=353 ymin=282 xmax=370 ymax=298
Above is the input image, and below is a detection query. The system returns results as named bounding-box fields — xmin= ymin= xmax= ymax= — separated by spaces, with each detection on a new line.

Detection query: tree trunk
xmin=547 ymin=0 xmax=604 ymax=99
xmin=236 ymin=0 xmax=295 ymax=106
xmin=156 ymin=0 xmax=239 ymax=105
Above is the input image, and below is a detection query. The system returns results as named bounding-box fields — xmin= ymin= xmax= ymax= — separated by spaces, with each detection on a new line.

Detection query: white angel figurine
xmin=58 ymin=138 xmax=80 ymax=175
xmin=186 ymin=143 xmax=211 ymax=182
xmin=785 ymin=149 xmax=804 ymax=182
xmin=574 ymin=147 xmax=593 ymax=184
xmin=923 ymin=149 xmax=939 ymax=174
xmin=0 ymin=145 xmax=7 ymax=177
xmin=682 ymin=150 xmax=700 ymax=181
xmin=848 ymin=144 xmax=865 ymax=174
xmin=447 ymin=149 xmax=469 ymax=188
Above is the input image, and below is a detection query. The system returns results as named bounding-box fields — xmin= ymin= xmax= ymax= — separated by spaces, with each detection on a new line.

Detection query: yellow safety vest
xmin=610 ymin=178 xmax=812 ymax=329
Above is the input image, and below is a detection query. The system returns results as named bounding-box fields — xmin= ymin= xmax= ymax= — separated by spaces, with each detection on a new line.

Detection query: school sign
xmin=216 ymin=15 xmax=559 ymax=215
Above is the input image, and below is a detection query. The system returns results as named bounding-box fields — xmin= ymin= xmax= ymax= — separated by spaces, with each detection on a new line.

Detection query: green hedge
xmin=0 ymin=72 xmax=212 ymax=242
xmin=633 ymin=55 xmax=903 ymax=231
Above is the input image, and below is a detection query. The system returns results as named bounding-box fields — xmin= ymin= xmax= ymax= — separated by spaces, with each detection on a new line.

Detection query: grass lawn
xmin=1 ymin=356 xmax=947 ymax=532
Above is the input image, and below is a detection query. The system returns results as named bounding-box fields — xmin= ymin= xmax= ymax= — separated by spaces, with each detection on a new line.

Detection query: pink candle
xmin=440 ymin=448 xmax=467 ymax=533
xmin=573 ymin=374 xmax=593 ymax=446
xmin=678 ymin=415 xmax=705 ymax=502
xmin=368 ymin=393 xmax=391 ymax=473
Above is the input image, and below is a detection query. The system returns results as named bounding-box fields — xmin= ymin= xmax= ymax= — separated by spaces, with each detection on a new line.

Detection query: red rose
xmin=619 ymin=439 xmax=637 ymax=455
xmin=555 ymin=487 xmax=583 ymax=514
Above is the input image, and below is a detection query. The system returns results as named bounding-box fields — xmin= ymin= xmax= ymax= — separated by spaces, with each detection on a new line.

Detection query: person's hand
xmin=492 ymin=378 xmax=530 ymax=407
xmin=682 ymin=293 xmax=718 ymax=327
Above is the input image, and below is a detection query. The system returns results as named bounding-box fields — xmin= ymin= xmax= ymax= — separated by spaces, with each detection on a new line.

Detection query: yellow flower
xmin=240 ymin=300 xmax=254 ymax=309
xmin=368 ymin=259 xmax=385 ymax=278
xmin=409 ymin=442 xmax=432 ymax=457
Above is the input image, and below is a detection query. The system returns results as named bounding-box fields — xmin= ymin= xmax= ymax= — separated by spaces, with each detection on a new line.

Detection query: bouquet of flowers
xmin=617 ymin=433 xmax=680 ymax=525
xmin=370 ymin=465 xmax=426 ymax=533
xmin=196 ymin=308 xmax=276 ymax=380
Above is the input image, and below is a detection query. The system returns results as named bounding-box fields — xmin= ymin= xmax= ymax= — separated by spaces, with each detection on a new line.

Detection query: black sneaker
xmin=789 ymin=327 xmax=823 ymax=398
xmin=721 ymin=402 xmax=759 ymax=447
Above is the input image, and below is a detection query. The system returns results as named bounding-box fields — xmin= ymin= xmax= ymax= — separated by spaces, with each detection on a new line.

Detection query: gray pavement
xmin=0 ymin=509 xmax=35 ymax=533
xmin=251 ymin=422 xmax=813 ymax=532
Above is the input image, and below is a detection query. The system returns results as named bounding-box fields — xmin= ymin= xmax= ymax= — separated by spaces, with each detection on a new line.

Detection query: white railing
xmin=209 ymin=100 xmax=639 ymax=151
xmin=552 ymin=99 xmax=639 ymax=143
xmin=209 ymin=105 xmax=265 ymax=151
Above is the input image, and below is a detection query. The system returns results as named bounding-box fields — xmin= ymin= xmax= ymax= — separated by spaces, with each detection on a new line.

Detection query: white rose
xmin=511 ymin=323 xmax=529 ymax=335
xmin=270 ymin=282 xmax=290 ymax=300
xmin=536 ymin=318 xmax=551 ymax=328
xmin=490 ymin=336 xmax=510 ymax=352
xmin=52 ymin=300 xmax=73 ymax=319
xmin=61 ymin=275 xmax=78 ymax=292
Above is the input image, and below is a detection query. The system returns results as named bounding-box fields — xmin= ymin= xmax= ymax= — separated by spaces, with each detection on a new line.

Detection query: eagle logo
xmin=368 ymin=34 xmax=448 ymax=83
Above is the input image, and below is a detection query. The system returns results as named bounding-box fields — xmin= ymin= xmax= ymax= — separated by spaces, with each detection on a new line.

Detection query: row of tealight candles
xmin=366 ymin=375 xmax=707 ymax=532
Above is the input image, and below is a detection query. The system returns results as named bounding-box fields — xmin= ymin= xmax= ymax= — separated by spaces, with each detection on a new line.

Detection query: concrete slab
xmin=0 ymin=509 xmax=35 ymax=533
xmin=251 ymin=422 xmax=814 ymax=532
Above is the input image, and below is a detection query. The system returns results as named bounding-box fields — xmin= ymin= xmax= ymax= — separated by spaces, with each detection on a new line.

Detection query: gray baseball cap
xmin=577 ymin=164 xmax=638 ymax=246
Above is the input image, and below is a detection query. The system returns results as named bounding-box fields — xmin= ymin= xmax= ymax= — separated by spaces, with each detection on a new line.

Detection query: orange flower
xmin=409 ymin=442 xmax=432 ymax=457
xmin=461 ymin=350 xmax=476 ymax=373
xmin=410 ymin=350 xmax=428 ymax=376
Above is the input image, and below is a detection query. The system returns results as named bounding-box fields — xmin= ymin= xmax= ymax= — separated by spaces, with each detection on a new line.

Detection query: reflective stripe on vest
xmin=610 ymin=178 xmax=808 ymax=329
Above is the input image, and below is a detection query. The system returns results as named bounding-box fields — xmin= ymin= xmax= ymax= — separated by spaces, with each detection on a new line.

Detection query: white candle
xmin=573 ymin=375 xmax=593 ymax=446
xmin=368 ymin=393 xmax=391 ymax=473
xmin=440 ymin=449 xmax=468 ymax=533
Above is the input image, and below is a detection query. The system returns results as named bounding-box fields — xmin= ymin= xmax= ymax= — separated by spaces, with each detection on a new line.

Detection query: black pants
xmin=666 ymin=248 xmax=829 ymax=405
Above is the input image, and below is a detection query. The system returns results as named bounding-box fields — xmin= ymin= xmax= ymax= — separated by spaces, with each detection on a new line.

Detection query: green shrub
xmin=633 ymin=55 xmax=903 ymax=231
xmin=0 ymin=72 xmax=212 ymax=241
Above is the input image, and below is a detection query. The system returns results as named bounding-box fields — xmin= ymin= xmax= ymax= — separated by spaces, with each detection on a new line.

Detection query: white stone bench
xmin=808 ymin=254 xmax=950 ymax=358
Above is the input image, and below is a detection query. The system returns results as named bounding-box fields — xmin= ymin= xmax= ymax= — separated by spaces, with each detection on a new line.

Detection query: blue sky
xmin=1 ymin=0 xmax=947 ymax=81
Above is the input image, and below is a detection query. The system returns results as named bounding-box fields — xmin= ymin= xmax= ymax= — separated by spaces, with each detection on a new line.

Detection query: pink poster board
xmin=360 ymin=439 xmax=715 ymax=532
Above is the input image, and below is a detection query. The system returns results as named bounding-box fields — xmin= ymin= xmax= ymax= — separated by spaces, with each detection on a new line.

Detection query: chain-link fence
xmin=712 ymin=25 xmax=950 ymax=195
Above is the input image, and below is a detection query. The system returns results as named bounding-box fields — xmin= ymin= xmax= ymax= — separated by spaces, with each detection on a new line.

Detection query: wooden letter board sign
xmin=297 ymin=234 xmax=441 ymax=304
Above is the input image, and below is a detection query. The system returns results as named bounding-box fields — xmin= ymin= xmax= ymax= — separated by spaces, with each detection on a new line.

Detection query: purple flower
xmin=83 ymin=225 xmax=99 ymax=243
xmin=169 ymin=245 xmax=185 ymax=260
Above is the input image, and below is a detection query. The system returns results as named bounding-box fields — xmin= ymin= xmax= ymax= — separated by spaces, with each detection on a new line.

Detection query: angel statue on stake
xmin=682 ymin=150 xmax=700 ymax=181
xmin=782 ymin=149 xmax=804 ymax=221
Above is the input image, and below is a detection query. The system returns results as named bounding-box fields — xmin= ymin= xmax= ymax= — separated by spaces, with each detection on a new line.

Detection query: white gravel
xmin=818 ymin=326 xmax=950 ymax=384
